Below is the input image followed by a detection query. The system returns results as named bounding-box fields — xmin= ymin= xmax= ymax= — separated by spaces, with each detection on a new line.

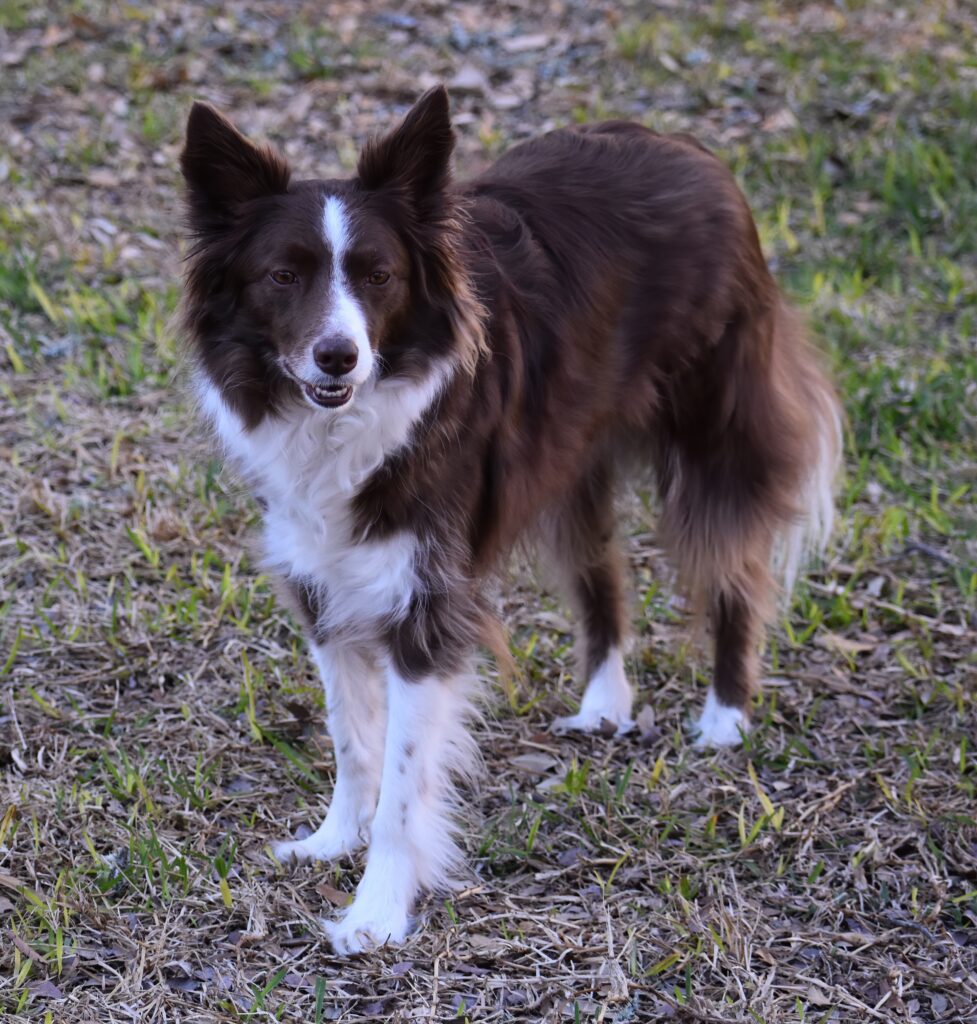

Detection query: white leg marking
xmin=552 ymin=647 xmax=635 ymax=736
xmin=273 ymin=644 xmax=384 ymax=862
xmin=324 ymin=667 xmax=478 ymax=954
xmin=692 ymin=688 xmax=748 ymax=748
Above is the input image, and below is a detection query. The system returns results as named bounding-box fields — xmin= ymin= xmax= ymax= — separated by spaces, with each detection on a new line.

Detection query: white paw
xmin=552 ymin=650 xmax=634 ymax=737
xmin=322 ymin=904 xmax=412 ymax=954
xmin=552 ymin=708 xmax=635 ymax=736
xmin=692 ymin=689 xmax=747 ymax=748
xmin=271 ymin=828 xmax=363 ymax=864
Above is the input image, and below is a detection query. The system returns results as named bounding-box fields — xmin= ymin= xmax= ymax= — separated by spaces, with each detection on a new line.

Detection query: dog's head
xmin=181 ymin=87 xmax=483 ymax=421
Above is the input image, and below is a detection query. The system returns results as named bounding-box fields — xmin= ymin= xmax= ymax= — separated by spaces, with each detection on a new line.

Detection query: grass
xmin=1 ymin=0 xmax=975 ymax=1021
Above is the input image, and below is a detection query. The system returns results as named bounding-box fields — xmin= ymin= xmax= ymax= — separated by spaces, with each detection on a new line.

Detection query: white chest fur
xmin=196 ymin=368 xmax=449 ymax=633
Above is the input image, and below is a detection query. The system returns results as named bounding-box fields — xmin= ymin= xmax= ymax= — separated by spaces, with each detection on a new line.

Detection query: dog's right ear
xmin=357 ymin=86 xmax=454 ymax=211
xmin=180 ymin=103 xmax=291 ymax=222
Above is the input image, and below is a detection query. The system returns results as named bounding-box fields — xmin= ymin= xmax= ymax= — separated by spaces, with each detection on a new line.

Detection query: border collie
xmin=179 ymin=86 xmax=841 ymax=953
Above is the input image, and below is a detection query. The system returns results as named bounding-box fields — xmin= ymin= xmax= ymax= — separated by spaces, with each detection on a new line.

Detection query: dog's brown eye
xmin=366 ymin=270 xmax=390 ymax=286
xmin=270 ymin=269 xmax=297 ymax=285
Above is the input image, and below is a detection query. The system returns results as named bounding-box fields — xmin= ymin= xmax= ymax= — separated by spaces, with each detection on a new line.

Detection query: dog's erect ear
xmin=180 ymin=102 xmax=290 ymax=218
xmin=357 ymin=86 xmax=454 ymax=205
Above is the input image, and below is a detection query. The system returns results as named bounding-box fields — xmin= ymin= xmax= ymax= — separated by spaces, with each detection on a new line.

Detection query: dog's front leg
xmin=323 ymin=663 xmax=477 ymax=954
xmin=273 ymin=642 xmax=384 ymax=862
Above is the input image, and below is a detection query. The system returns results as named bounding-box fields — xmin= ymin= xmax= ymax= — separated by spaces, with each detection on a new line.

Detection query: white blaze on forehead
xmin=323 ymin=194 xmax=351 ymax=256
xmin=300 ymin=194 xmax=372 ymax=386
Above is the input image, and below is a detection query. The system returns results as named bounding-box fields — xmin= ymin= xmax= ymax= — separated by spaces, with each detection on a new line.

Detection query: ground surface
xmin=1 ymin=1 xmax=976 ymax=1021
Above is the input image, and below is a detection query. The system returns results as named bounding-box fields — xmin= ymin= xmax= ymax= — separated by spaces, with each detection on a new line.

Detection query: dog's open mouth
xmin=303 ymin=382 xmax=353 ymax=409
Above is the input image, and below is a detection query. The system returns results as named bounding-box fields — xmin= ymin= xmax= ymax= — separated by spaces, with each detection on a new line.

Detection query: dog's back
xmin=435 ymin=126 xmax=841 ymax=710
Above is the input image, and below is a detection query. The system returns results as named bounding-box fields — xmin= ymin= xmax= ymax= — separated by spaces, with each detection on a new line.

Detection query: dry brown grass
xmin=1 ymin=1 xmax=975 ymax=1021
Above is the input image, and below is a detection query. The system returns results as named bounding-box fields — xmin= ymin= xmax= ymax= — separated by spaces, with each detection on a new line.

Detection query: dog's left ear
xmin=181 ymin=102 xmax=291 ymax=225
xmin=357 ymin=86 xmax=454 ymax=207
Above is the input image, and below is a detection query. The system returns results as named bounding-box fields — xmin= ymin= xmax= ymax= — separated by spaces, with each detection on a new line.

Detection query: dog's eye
xmin=270 ymin=269 xmax=297 ymax=286
xmin=366 ymin=270 xmax=390 ymax=286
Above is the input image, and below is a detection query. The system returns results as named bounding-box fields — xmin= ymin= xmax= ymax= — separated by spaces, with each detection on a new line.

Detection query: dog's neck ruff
xmin=194 ymin=363 xmax=452 ymax=634
xmin=196 ymin=363 xmax=450 ymax=503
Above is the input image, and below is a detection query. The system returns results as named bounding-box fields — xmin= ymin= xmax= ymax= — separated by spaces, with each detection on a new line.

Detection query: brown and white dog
xmin=179 ymin=86 xmax=840 ymax=952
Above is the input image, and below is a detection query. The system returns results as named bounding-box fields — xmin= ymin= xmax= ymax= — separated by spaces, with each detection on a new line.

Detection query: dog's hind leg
xmin=657 ymin=302 xmax=840 ymax=747
xmin=657 ymin=449 xmax=776 ymax=747
xmin=545 ymin=462 xmax=635 ymax=736
xmin=693 ymin=561 xmax=770 ymax=748
xmin=273 ymin=642 xmax=384 ymax=862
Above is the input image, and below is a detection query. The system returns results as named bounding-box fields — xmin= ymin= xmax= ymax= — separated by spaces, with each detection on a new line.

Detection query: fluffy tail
xmin=655 ymin=293 xmax=842 ymax=722
xmin=772 ymin=302 xmax=843 ymax=598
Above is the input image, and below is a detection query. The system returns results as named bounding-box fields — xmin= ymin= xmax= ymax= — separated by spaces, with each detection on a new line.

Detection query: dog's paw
xmin=271 ymin=829 xmax=362 ymax=864
xmin=551 ymin=709 xmax=635 ymax=737
xmin=552 ymin=651 xmax=634 ymax=737
xmin=691 ymin=690 xmax=747 ymax=748
xmin=272 ymin=837 xmax=330 ymax=863
xmin=323 ymin=905 xmax=411 ymax=955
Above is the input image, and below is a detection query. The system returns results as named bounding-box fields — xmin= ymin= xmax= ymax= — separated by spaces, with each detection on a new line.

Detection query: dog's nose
xmin=312 ymin=337 xmax=358 ymax=377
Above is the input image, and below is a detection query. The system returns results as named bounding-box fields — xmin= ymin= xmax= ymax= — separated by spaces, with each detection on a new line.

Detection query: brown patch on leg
xmin=712 ymin=586 xmax=763 ymax=712
xmin=540 ymin=460 xmax=628 ymax=680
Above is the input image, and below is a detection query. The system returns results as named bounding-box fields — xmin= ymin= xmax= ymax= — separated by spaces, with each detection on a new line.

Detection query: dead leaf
xmin=598 ymin=717 xmax=619 ymax=738
xmin=315 ymin=881 xmax=353 ymax=907
xmin=509 ymin=752 xmax=559 ymax=774
xmin=166 ymin=977 xmax=201 ymax=993
xmin=762 ymin=107 xmax=799 ymax=132
xmin=503 ymin=33 xmax=550 ymax=53
xmin=148 ymin=511 xmax=182 ymax=541
xmin=865 ymin=575 xmax=886 ymax=597
xmin=1 ymin=39 xmax=36 ymax=67
xmin=40 ymin=25 xmax=73 ymax=48
xmin=88 ymin=168 xmax=121 ymax=189
xmin=818 ymin=632 xmax=877 ymax=657
xmin=596 ymin=960 xmax=629 ymax=1002
xmin=636 ymin=703 xmax=656 ymax=735
xmin=805 ymin=984 xmax=832 ymax=1006
xmin=467 ymin=933 xmax=508 ymax=956
xmin=557 ymin=846 xmax=586 ymax=867
xmin=286 ymin=91 xmax=315 ymax=122
xmin=12 ymin=933 xmax=43 ymax=962
xmin=29 ymin=980 xmax=64 ymax=999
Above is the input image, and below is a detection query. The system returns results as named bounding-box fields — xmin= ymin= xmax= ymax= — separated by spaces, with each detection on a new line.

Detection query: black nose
xmin=312 ymin=337 xmax=358 ymax=376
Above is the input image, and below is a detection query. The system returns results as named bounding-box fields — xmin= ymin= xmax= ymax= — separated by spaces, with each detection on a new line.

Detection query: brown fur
xmin=181 ymin=88 xmax=841 ymax=715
